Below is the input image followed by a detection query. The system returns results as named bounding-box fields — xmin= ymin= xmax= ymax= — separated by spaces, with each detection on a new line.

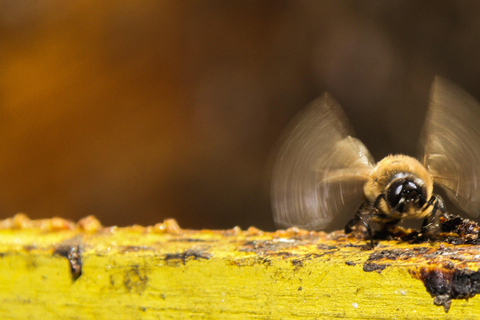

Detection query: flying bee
xmin=271 ymin=77 xmax=480 ymax=247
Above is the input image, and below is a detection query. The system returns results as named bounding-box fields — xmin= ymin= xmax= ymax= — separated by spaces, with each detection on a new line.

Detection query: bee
xmin=271 ymin=77 xmax=480 ymax=247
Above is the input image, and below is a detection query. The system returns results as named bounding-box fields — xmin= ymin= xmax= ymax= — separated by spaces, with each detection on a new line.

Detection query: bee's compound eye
xmin=405 ymin=181 xmax=418 ymax=198
xmin=387 ymin=180 xmax=404 ymax=208
xmin=387 ymin=178 xmax=426 ymax=210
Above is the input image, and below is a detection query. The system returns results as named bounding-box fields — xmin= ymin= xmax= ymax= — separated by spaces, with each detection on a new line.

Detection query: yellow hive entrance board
xmin=0 ymin=214 xmax=479 ymax=319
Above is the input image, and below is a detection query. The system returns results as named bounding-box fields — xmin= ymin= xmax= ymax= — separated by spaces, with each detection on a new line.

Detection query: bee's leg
xmin=373 ymin=194 xmax=385 ymax=209
xmin=388 ymin=198 xmax=405 ymax=217
xmin=421 ymin=194 xmax=447 ymax=236
xmin=376 ymin=218 xmax=402 ymax=240
xmin=344 ymin=202 xmax=362 ymax=235
xmin=345 ymin=201 xmax=374 ymax=248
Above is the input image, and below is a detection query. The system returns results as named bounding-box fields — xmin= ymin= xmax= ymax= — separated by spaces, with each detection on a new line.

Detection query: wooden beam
xmin=0 ymin=214 xmax=479 ymax=319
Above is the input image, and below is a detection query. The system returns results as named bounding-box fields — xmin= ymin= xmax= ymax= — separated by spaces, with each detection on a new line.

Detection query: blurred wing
xmin=421 ymin=76 xmax=480 ymax=217
xmin=271 ymin=93 xmax=374 ymax=230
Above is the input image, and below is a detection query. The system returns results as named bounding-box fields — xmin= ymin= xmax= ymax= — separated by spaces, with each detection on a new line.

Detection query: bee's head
xmin=386 ymin=174 xmax=427 ymax=213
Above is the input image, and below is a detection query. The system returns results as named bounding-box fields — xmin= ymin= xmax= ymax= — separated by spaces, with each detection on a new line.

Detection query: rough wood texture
xmin=0 ymin=214 xmax=480 ymax=319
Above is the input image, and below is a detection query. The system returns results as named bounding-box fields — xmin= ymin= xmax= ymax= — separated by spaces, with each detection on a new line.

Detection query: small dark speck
xmin=54 ymin=244 xmax=82 ymax=281
xmin=168 ymin=238 xmax=211 ymax=243
xmin=345 ymin=261 xmax=356 ymax=266
xmin=291 ymin=259 xmax=303 ymax=267
xmin=317 ymin=244 xmax=338 ymax=250
xmin=363 ymin=262 xmax=388 ymax=273
xmin=160 ymin=294 xmax=166 ymax=300
xmin=434 ymin=295 xmax=452 ymax=313
xmin=298 ymin=286 xmax=302 ymax=291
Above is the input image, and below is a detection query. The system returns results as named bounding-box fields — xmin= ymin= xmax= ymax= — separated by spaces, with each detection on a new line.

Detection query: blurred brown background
xmin=1 ymin=1 xmax=480 ymax=230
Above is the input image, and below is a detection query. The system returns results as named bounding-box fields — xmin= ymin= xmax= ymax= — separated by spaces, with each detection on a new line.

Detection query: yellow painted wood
xmin=0 ymin=214 xmax=479 ymax=319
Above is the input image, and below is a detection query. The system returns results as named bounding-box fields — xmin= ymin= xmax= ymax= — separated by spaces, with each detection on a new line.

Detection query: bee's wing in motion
xmin=271 ymin=93 xmax=375 ymax=231
xmin=421 ymin=76 xmax=480 ymax=217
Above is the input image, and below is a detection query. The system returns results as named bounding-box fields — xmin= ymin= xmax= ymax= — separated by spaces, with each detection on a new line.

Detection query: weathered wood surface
xmin=0 ymin=214 xmax=479 ymax=319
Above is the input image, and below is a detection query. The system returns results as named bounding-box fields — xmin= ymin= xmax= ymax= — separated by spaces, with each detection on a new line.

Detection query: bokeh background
xmin=1 ymin=1 xmax=480 ymax=231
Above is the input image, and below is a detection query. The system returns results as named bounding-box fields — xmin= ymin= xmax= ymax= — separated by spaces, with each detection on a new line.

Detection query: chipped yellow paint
xmin=0 ymin=214 xmax=479 ymax=319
